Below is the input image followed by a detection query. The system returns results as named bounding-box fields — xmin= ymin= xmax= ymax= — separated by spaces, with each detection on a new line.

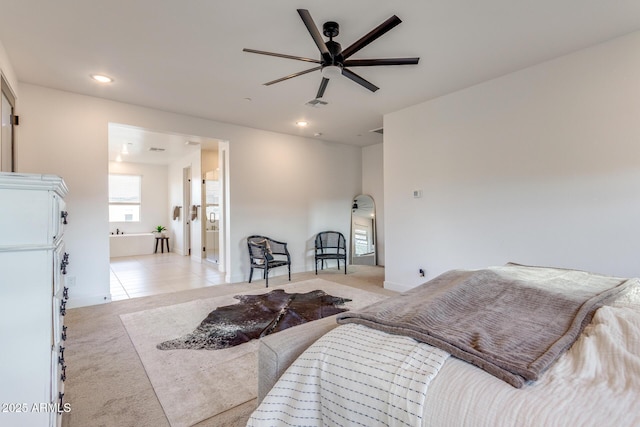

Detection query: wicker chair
xmin=247 ymin=235 xmax=291 ymax=287
xmin=314 ymin=231 xmax=347 ymax=275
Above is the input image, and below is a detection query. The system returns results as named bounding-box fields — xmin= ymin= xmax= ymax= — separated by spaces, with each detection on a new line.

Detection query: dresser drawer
xmin=50 ymin=346 xmax=67 ymax=427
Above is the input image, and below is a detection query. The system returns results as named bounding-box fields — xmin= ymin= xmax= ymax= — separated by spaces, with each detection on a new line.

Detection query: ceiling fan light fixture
xmin=321 ymin=65 xmax=342 ymax=79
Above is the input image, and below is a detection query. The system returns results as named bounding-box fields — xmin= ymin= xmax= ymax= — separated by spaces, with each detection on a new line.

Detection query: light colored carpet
xmin=120 ymin=278 xmax=389 ymax=427
xmin=61 ymin=265 xmax=392 ymax=427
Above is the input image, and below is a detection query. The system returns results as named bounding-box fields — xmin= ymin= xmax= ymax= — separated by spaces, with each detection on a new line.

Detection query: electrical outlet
xmin=66 ymin=276 xmax=77 ymax=287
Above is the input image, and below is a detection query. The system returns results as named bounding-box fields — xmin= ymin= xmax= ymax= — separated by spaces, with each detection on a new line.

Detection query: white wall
xmin=108 ymin=161 xmax=169 ymax=235
xmin=384 ymin=31 xmax=640 ymax=291
xmin=202 ymin=150 xmax=218 ymax=176
xmin=228 ymin=136 xmax=360 ymax=282
xmin=362 ymin=143 xmax=384 ymax=266
xmin=16 ymin=83 xmax=361 ymax=306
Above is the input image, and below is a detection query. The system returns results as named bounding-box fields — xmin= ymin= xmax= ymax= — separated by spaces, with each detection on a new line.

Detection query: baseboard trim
xmin=383 ymin=280 xmax=414 ymax=293
xmin=68 ymin=294 xmax=111 ymax=308
xmin=229 ymin=266 xmax=313 ymax=285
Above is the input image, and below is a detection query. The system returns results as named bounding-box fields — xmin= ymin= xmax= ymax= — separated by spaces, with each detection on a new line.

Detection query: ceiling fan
xmin=243 ymin=9 xmax=419 ymax=99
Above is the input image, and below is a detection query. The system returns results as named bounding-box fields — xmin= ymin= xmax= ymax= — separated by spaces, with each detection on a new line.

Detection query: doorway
xmin=201 ymin=142 xmax=229 ymax=271
xmin=107 ymin=123 xmax=228 ymax=269
xmin=202 ymin=151 xmax=219 ymax=265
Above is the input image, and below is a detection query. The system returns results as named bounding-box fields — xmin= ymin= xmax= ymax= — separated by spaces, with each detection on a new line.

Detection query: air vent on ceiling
xmin=185 ymin=141 xmax=200 ymax=146
xmin=370 ymin=127 xmax=384 ymax=135
xmin=305 ymin=98 xmax=328 ymax=108
xmin=148 ymin=147 xmax=166 ymax=152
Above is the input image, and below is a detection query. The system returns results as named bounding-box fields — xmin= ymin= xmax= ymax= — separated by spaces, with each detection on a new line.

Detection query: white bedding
xmin=248 ymin=281 xmax=640 ymax=426
xmin=247 ymin=324 xmax=449 ymax=426
xmin=422 ymin=284 xmax=640 ymax=426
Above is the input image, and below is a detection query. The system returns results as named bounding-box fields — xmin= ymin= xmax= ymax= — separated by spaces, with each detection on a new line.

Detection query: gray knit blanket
xmin=337 ymin=264 xmax=634 ymax=387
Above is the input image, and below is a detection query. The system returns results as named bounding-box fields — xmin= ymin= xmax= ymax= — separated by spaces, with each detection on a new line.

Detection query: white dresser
xmin=0 ymin=172 xmax=70 ymax=427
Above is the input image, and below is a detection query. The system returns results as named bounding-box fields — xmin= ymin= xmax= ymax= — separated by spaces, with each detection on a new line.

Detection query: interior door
xmin=183 ymin=166 xmax=191 ymax=256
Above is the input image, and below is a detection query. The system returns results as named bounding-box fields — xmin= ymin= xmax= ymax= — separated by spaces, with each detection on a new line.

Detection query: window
xmin=353 ymin=225 xmax=371 ymax=256
xmin=109 ymin=174 xmax=141 ymax=222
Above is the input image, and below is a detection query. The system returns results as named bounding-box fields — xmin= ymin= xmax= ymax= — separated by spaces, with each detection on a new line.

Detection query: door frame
xmin=219 ymin=141 xmax=230 ymax=280
xmin=183 ymin=166 xmax=191 ymax=256
xmin=1 ymin=76 xmax=17 ymax=172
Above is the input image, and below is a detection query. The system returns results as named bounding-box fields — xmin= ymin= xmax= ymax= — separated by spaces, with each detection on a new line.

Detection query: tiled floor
xmin=109 ymin=253 xmax=226 ymax=301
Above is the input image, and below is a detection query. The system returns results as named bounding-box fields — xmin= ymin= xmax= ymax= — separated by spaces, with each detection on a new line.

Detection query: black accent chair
xmin=247 ymin=235 xmax=291 ymax=287
xmin=315 ymin=231 xmax=347 ymax=275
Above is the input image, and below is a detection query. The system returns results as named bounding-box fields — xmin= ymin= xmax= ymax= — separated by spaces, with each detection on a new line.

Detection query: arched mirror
xmin=350 ymin=194 xmax=376 ymax=265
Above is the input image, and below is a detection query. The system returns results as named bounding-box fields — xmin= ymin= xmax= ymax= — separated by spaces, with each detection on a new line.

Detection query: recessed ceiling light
xmin=91 ymin=74 xmax=113 ymax=83
xmin=296 ymin=121 xmax=308 ymax=127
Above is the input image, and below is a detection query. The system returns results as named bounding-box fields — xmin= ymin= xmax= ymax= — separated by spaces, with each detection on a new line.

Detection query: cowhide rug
xmin=157 ymin=289 xmax=351 ymax=350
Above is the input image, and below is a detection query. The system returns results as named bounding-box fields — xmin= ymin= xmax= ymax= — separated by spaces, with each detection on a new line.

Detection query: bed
xmin=247 ymin=264 xmax=640 ymax=426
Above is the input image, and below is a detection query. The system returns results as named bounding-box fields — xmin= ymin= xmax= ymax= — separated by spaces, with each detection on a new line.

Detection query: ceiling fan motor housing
xmin=325 ymin=40 xmax=343 ymax=66
xmin=323 ymin=21 xmax=339 ymax=38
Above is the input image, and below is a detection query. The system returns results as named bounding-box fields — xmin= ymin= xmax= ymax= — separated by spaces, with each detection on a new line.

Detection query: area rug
xmin=157 ymin=289 xmax=352 ymax=350
xmin=120 ymin=279 xmax=389 ymax=427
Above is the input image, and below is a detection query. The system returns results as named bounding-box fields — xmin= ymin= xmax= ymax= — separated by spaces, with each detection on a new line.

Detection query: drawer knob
xmin=62 ymin=325 xmax=67 ymax=341
xmin=60 ymin=300 xmax=66 ymax=316
xmin=61 ymin=211 xmax=69 ymax=224
xmin=61 ymin=364 xmax=67 ymax=382
xmin=63 ymin=286 xmax=69 ymax=300
xmin=60 ymin=253 xmax=69 ymax=275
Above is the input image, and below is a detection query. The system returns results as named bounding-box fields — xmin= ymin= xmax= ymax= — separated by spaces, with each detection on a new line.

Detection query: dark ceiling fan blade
xmin=316 ymin=78 xmax=330 ymax=98
xmin=342 ymin=15 xmax=402 ymax=59
xmin=341 ymin=68 xmax=379 ymax=92
xmin=243 ymin=48 xmax=321 ymax=64
xmin=297 ymin=9 xmax=332 ymax=63
xmin=264 ymin=66 xmax=321 ymax=86
xmin=344 ymin=57 xmax=419 ymax=67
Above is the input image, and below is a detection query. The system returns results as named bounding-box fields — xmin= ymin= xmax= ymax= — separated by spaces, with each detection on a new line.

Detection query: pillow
xmin=250 ymin=240 xmax=274 ymax=263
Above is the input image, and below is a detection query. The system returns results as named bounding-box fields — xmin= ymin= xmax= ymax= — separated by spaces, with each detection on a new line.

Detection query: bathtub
xmin=109 ymin=233 xmax=156 ymax=257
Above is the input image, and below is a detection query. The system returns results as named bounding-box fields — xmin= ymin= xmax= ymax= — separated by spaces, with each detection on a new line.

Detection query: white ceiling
xmin=108 ymin=123 xmax=218 ymax=165
xmin=2 ymin=0 xmax=640 ymax=154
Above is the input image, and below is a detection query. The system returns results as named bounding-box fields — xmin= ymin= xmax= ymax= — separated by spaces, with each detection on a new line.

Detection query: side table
xmin=155 ymin=237 xmax=170 ymax=253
